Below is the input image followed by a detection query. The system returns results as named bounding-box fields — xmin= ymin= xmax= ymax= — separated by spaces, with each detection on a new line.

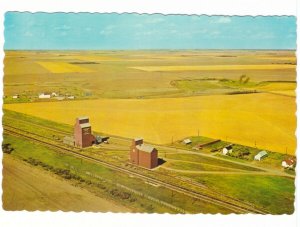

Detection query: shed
xmin=282 ymin=157 xmax=296 ymax=169
xmin=183 ymin=139 xmax=192 ymax=145
xmin=222 ymin=145 xmax=233 ymax=155
xmin=254 ymin=150 xmax=268 ymax=161
xmin=12 ymin=94 xmax=19 ymax=99
xmin=39 ymin=93 xmax=51 ymax=99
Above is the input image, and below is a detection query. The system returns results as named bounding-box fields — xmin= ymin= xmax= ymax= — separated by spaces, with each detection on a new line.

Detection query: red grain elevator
xmin=130 ymin=138 xmax=158 ymax=169
xmin=74 ymin=116 xmax=95 ymax=148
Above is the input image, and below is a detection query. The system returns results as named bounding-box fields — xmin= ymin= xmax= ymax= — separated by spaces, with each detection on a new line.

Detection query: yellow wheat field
xmin=75 ymin=55 xmax=120 ymax=61
xmin=259 ymin=56 xmax=296 ymax=61
xmin=37 ymin=62 xmax=94 ymax=73
xmin=130 ymin=64 xmax=296 ymax=72
xmin=4 ymin=93 xmax=296 ymax=154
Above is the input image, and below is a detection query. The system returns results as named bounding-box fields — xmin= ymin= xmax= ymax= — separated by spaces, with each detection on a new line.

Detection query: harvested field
xmin=130 ymin=64 xmax=295 ymax=72
xmin=4 ymin=92 xmax=296 ymax=154
xmin=2 ymin=155 xmax=130 ymax=212
xmin=37 ymin=61 xmax=94 ymax=73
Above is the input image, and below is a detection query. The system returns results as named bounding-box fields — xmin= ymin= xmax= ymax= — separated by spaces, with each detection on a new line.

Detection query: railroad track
xmin=4 ymin=127 xmax=267 ymax=214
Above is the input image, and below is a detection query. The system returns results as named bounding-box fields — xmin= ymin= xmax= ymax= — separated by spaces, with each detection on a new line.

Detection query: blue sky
xmin=4 ymin=12 xmax=296 ymax=50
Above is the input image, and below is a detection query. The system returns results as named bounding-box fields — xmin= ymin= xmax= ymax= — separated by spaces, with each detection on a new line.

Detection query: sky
xmin=4 ymin=12 xmax=296 ymax=50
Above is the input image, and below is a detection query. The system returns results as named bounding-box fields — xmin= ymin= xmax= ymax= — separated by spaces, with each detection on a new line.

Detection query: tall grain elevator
xmin=74 ymin=116 xmax=95 ymax=148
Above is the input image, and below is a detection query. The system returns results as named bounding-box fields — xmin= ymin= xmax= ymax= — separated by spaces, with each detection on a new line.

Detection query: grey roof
xmin=183 ymin=139 xmax=192 ymax=143
xmin=136 ymin=144 xmax=155 ymax=153
xmin=256 ymin=150 xmax=268 ymax=157
xmin=78 ymin=116 xmax=89 ymax=120
xmin=80 ymin=123 xmax=91 ymax=128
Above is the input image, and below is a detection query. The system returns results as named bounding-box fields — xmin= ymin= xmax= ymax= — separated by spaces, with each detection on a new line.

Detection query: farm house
xmin=254 ymin=151 xmax=268 ymax=161
xmin=222 ymin=145 xmax=233 ymax=155
xmin=74 ymin=116 xmax=95 ymax=148
xmin=39 ymin=93 xmax=51 ymax=99
xmin=12 ymin=94 xmax=19 ymax=99
xmin=130 ymin=138 xmax=158 ymax=169
xmin=282 ymin=157 xmax=296 ymax=169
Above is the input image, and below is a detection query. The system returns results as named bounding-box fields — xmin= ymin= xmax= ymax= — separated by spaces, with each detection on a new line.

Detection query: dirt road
xmin=2 ymin=155 xmax=131 ymax=212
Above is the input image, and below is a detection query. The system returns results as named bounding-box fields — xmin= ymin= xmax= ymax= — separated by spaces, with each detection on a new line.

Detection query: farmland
xmin=2 ymin=155 xmax=130 ymax=212
xmin=4 ymin=92 xmax=296 ymax=154
xmin=2 ymin=110 xmax=295 ymax=213
xmin=2 ymin=50 xmax=296 ymax=213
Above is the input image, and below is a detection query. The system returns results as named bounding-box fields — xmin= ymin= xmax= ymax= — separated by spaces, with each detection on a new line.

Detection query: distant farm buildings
xmin=254 ymin=150 xmax=268 ymax=161
xmin=222 ymin=145 xmax=233 ymax=155
xmin=39 ymin=93 xmax=51 ymax=99
xmin=183 ymin=138 xmax=192 ymax=145
xmin=130 ymin=138 xmax=158 ymax=169
xmin=74 ymin=116 xmax=96 ymax=148
xmin=12 ymin=94 xmax=19 ymax=99
xmin=282 ymin=157 xmax=296 ymax=169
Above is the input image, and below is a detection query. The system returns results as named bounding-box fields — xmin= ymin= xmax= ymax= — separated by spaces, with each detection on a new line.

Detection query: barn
xmin=282 ymin=157 xmax=296 ymax=169
xmin=130 ymin=138 xmax=158 ymax=169
xmin=74 ymin=116 xmax=95 ymax=148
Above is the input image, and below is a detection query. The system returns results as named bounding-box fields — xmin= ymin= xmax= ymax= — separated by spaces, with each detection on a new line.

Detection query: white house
xmin=39 ymin=93 xmax=51 ymax=99
xmin=51 ymin=92 xmax=58 ymax=97
xmin=183 ymin=139 xmax=192 ymax=145
xmin=12 ymin=94 xmax=19 ymax=99
xmin=282 ymin=158 xmax=296 ymax=169
xmin=67 ymin=96 xmax=75 ymax=99
xmin=254 ymin=150 xmax=268 ymax=161
xmin=222 ymin=145 xmax=233 ymax=155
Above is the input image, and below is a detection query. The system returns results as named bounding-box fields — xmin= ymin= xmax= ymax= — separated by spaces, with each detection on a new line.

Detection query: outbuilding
xmin=282 ymin=157 xmax=296 ymax=169
xmin=39 ymin=93 xmax=51 ymax=99
xmin=183 ymin=138 xmax=192 ymax=145
xmin=254 ymin=150 xmax=268 ymax=161
xmin=12 ymin=94 xmax=19 ymax=99
xmin=222 ymin=145 xmax=233 ymax=155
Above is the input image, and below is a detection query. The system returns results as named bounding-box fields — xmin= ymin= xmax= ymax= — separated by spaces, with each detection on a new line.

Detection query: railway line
xmin=4 ymin=126 xmax=267 ymax=214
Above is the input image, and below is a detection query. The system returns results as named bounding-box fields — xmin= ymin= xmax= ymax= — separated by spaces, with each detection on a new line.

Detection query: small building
xmin=63 ymin=136 xmax=75 ymax=146
xmin=282 ymin=157 xmax=296 ymax=169
xmin=51 ymin=92 xmax=58 ymax=97
xmin=39 ymin=93 xmax=51 ymax=99
xmin=222 ymin=145 xmax=233 ymax=155
xmin=74 ymin=116 xmax=95 ymax=148
xmin=95 ymin=135 xmax=110 ymax=144
xmin=254 ymin=150 xmax=268 ymax=161
xmin=12 ymin=94 xmax=19 ymax=99
xmin=130 ymin=138 xmax=158 ymax=169
xmin=183 ymin=138 xmax=192 ymax=145
xmin=67 ymin=96 xmax=75 ymax=99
